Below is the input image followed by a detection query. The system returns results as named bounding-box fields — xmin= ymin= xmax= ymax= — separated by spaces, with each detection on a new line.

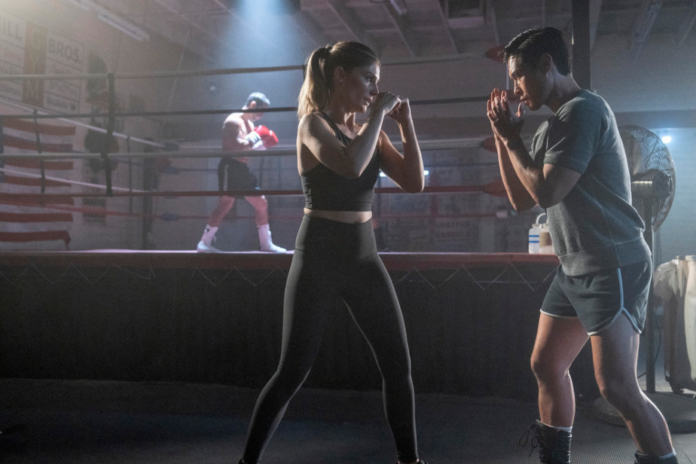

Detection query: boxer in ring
xmin=197 ymin=92 xmax=286 ymax=253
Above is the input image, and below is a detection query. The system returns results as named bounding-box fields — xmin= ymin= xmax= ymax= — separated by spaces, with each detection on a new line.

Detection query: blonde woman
xmin=239 ymin=41 xmax=427 ymax=464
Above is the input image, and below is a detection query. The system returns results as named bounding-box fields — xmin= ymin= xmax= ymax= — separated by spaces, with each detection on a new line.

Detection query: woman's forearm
xmin=342 ymin=109 xmax=386 ymax=177
xmin=398 ymin=119 xmax=424 ymax=192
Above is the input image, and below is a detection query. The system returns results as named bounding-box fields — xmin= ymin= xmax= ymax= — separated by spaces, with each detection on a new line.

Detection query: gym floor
xmin=0 ymin=370 xmax=695 ymax=464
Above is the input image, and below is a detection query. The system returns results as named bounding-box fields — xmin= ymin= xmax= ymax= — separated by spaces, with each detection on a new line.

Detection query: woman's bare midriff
xmin=304 ymin=208 xmax=372 ymax=224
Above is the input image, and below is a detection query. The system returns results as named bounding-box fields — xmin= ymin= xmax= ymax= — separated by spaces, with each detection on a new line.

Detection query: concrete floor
xmin=0 ymin=377 xmax=695 ymax=464
xmin=1 ymin=323 xmax=695 ymax=463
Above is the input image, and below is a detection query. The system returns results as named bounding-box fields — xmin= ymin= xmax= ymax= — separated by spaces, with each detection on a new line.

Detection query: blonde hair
xmin=297 ymin=41 xmax=379 ymax=118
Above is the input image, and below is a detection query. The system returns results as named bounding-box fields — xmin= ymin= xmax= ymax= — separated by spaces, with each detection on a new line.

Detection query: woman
xmin=238 ymin=41 xmax=427 ymax=464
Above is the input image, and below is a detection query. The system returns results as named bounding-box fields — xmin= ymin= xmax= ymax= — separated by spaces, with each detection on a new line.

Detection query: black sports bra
xmin=301 ymin=112 xmax=380 ymax=212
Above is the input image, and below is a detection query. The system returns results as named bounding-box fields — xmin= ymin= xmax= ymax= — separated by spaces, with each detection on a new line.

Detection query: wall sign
xmin=0 ymin=9 xmax=83 ymax=113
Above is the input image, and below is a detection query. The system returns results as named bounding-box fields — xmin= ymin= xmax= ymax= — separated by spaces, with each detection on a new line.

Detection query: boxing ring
xmin=0 ymin=250 xmax=602 ymax=401
xmin=0 ymin=63 xmax=599 ymax=402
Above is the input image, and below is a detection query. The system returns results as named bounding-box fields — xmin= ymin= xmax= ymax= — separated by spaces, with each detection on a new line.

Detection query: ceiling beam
xmin=381 ymin=3 xmax=419 ymax=57
xmin=150 ymin=0 xmax=221 ymax=62
xmin=572 ymin=0 xmax=592 ymax=89
xmin=541 ymin=0 xmax=546 ymax=27
xmin=426 ymin=0 xmax=458 ymax=54
xmin=676 ymin=0 xmax=696 ymax=47
xmin=325 ymin=0 xmax=378 ymax=52
xmin=629 ymin=0 xmax=663 ymax=63
xmin=165 ymin=0 xmax=208 ymax=112
xmin=486 ymin=0 xmax=501 ymax=46
xmin=589 ymin=0 xmax=603 ymax=50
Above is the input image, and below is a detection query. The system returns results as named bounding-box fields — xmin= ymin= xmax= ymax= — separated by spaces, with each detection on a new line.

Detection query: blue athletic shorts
xmin=540 ymin=259 xmax=652 ymax=335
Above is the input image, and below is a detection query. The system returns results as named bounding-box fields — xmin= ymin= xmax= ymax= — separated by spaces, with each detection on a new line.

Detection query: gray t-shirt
xmin=530 ymin=89 xmax=650 ymax=276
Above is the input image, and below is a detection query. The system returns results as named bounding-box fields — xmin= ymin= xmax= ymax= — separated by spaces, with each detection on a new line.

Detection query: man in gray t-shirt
xmin=530 ymin=89 xmax=650 ymax=276
xmin=486 ymin=27 xmax=677 ymax=464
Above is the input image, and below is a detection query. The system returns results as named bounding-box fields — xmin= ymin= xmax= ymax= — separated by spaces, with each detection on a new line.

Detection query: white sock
xmin=541 ymin=421 xmax=573 ymax=433
xmin=659 ymin=450 xmax=676 ymax=460
xmin=201 ymin=224 xmax=218 ymax=245
xmin=258 ymin=223 xmax=270 ymax=243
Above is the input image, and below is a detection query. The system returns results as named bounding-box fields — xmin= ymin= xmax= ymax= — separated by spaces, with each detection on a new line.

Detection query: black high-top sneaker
xmin=519 ymin=420 xmax=571 ymax=464
xmin=635 ymin=451 xmax=679 ymax=464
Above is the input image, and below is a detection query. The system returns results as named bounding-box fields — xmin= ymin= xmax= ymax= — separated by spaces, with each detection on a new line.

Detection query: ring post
xmin=32 ymin=109 xmax=46 ymax=195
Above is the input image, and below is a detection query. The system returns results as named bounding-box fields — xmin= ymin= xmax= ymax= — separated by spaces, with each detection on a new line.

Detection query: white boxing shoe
xmin=260 ymin=241 xmax=287 ymax=253
xmin=196 ymin=240 xmax=222 ymax=253
xmin=258 ymin=224 xmax=287 ymax=253
xmin=197 ymin=224 xmax=222 ymax=253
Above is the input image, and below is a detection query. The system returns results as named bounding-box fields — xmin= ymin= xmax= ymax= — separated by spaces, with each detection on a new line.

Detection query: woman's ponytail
xmin=297 ymin=46 xmax=332 ymax=118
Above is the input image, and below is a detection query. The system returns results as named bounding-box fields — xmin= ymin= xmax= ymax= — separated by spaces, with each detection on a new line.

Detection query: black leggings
xmin=242 ymin=215 xmax=418 ymax=464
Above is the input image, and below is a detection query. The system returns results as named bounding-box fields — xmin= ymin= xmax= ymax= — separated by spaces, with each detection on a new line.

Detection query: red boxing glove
xmin=253 ymin=125 xmax=279 ymax=149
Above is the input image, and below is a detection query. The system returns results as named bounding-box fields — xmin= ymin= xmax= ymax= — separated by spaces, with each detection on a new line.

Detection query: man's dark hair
xmin=502 ymin=27 xmax=571 ymax=76
xmin=246 ymin=92 xmax=270 ymax=108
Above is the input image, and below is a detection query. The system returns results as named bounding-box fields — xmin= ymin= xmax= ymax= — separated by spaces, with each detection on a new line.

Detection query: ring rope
xmin=0 ymin=96 xmax=489 ymax=121
xmin=0 ymin=168 xmax=146 ymax=193
xmin=0 ymin=53 xmax=482 ymax=83
xmin=0 ymin=60 xmax=494 ymax=196
xmin=0 ymin=134 xmax=496 ymax=160
xmin=0 ymin=199 xmax=502 ymax=223
xmin=0 ymin=97 xmax=166 ymax=149
xmin=0 ymin=183 xmax=506 ymax=201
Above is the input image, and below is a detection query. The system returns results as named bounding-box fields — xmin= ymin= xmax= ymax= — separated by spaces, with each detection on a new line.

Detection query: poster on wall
xmin=0 ymin=9 xmax=83 ymax=113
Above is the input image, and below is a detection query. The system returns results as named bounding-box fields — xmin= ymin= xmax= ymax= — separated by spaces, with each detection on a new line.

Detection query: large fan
xmin=595 ymin=126 xmax=696 ymax=433
xmin=620 ymin=125 xmax=675 ymax=233
xmin=620 ymin=125 xmax=675 ymax=393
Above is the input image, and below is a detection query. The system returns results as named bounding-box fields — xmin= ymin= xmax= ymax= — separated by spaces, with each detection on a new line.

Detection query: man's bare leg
xmin=591 ymin=313 xmax=674 ymax=458
xmin=246 ymin=195 xmax=286 ymax=252
xmin=197 ymin=196 xmax=235 ymax=253
xmin=532 ymin=314 xmax=589 ymax=427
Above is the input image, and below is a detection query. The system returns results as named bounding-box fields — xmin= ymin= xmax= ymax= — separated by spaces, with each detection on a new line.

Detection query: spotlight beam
xmin=152 ymin=0 xmax=231 ymax=63
xmin=291 ymin=10 xmax=330 ymax=46
xmin=214 ymin=0 xmax=295 ymax=63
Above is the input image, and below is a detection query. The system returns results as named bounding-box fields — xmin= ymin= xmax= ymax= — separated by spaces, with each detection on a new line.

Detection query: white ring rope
xmin=0 ymin=97 xmax=166 ymax=149
xmin=0 ymin=167 xmax=147 ymax=193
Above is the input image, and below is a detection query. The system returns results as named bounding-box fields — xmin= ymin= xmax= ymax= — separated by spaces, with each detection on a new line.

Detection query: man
xmin=197 ymin=92 xmax=286 ymax=253
xmin=487 ymin=28 xmax=678 ymax=464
